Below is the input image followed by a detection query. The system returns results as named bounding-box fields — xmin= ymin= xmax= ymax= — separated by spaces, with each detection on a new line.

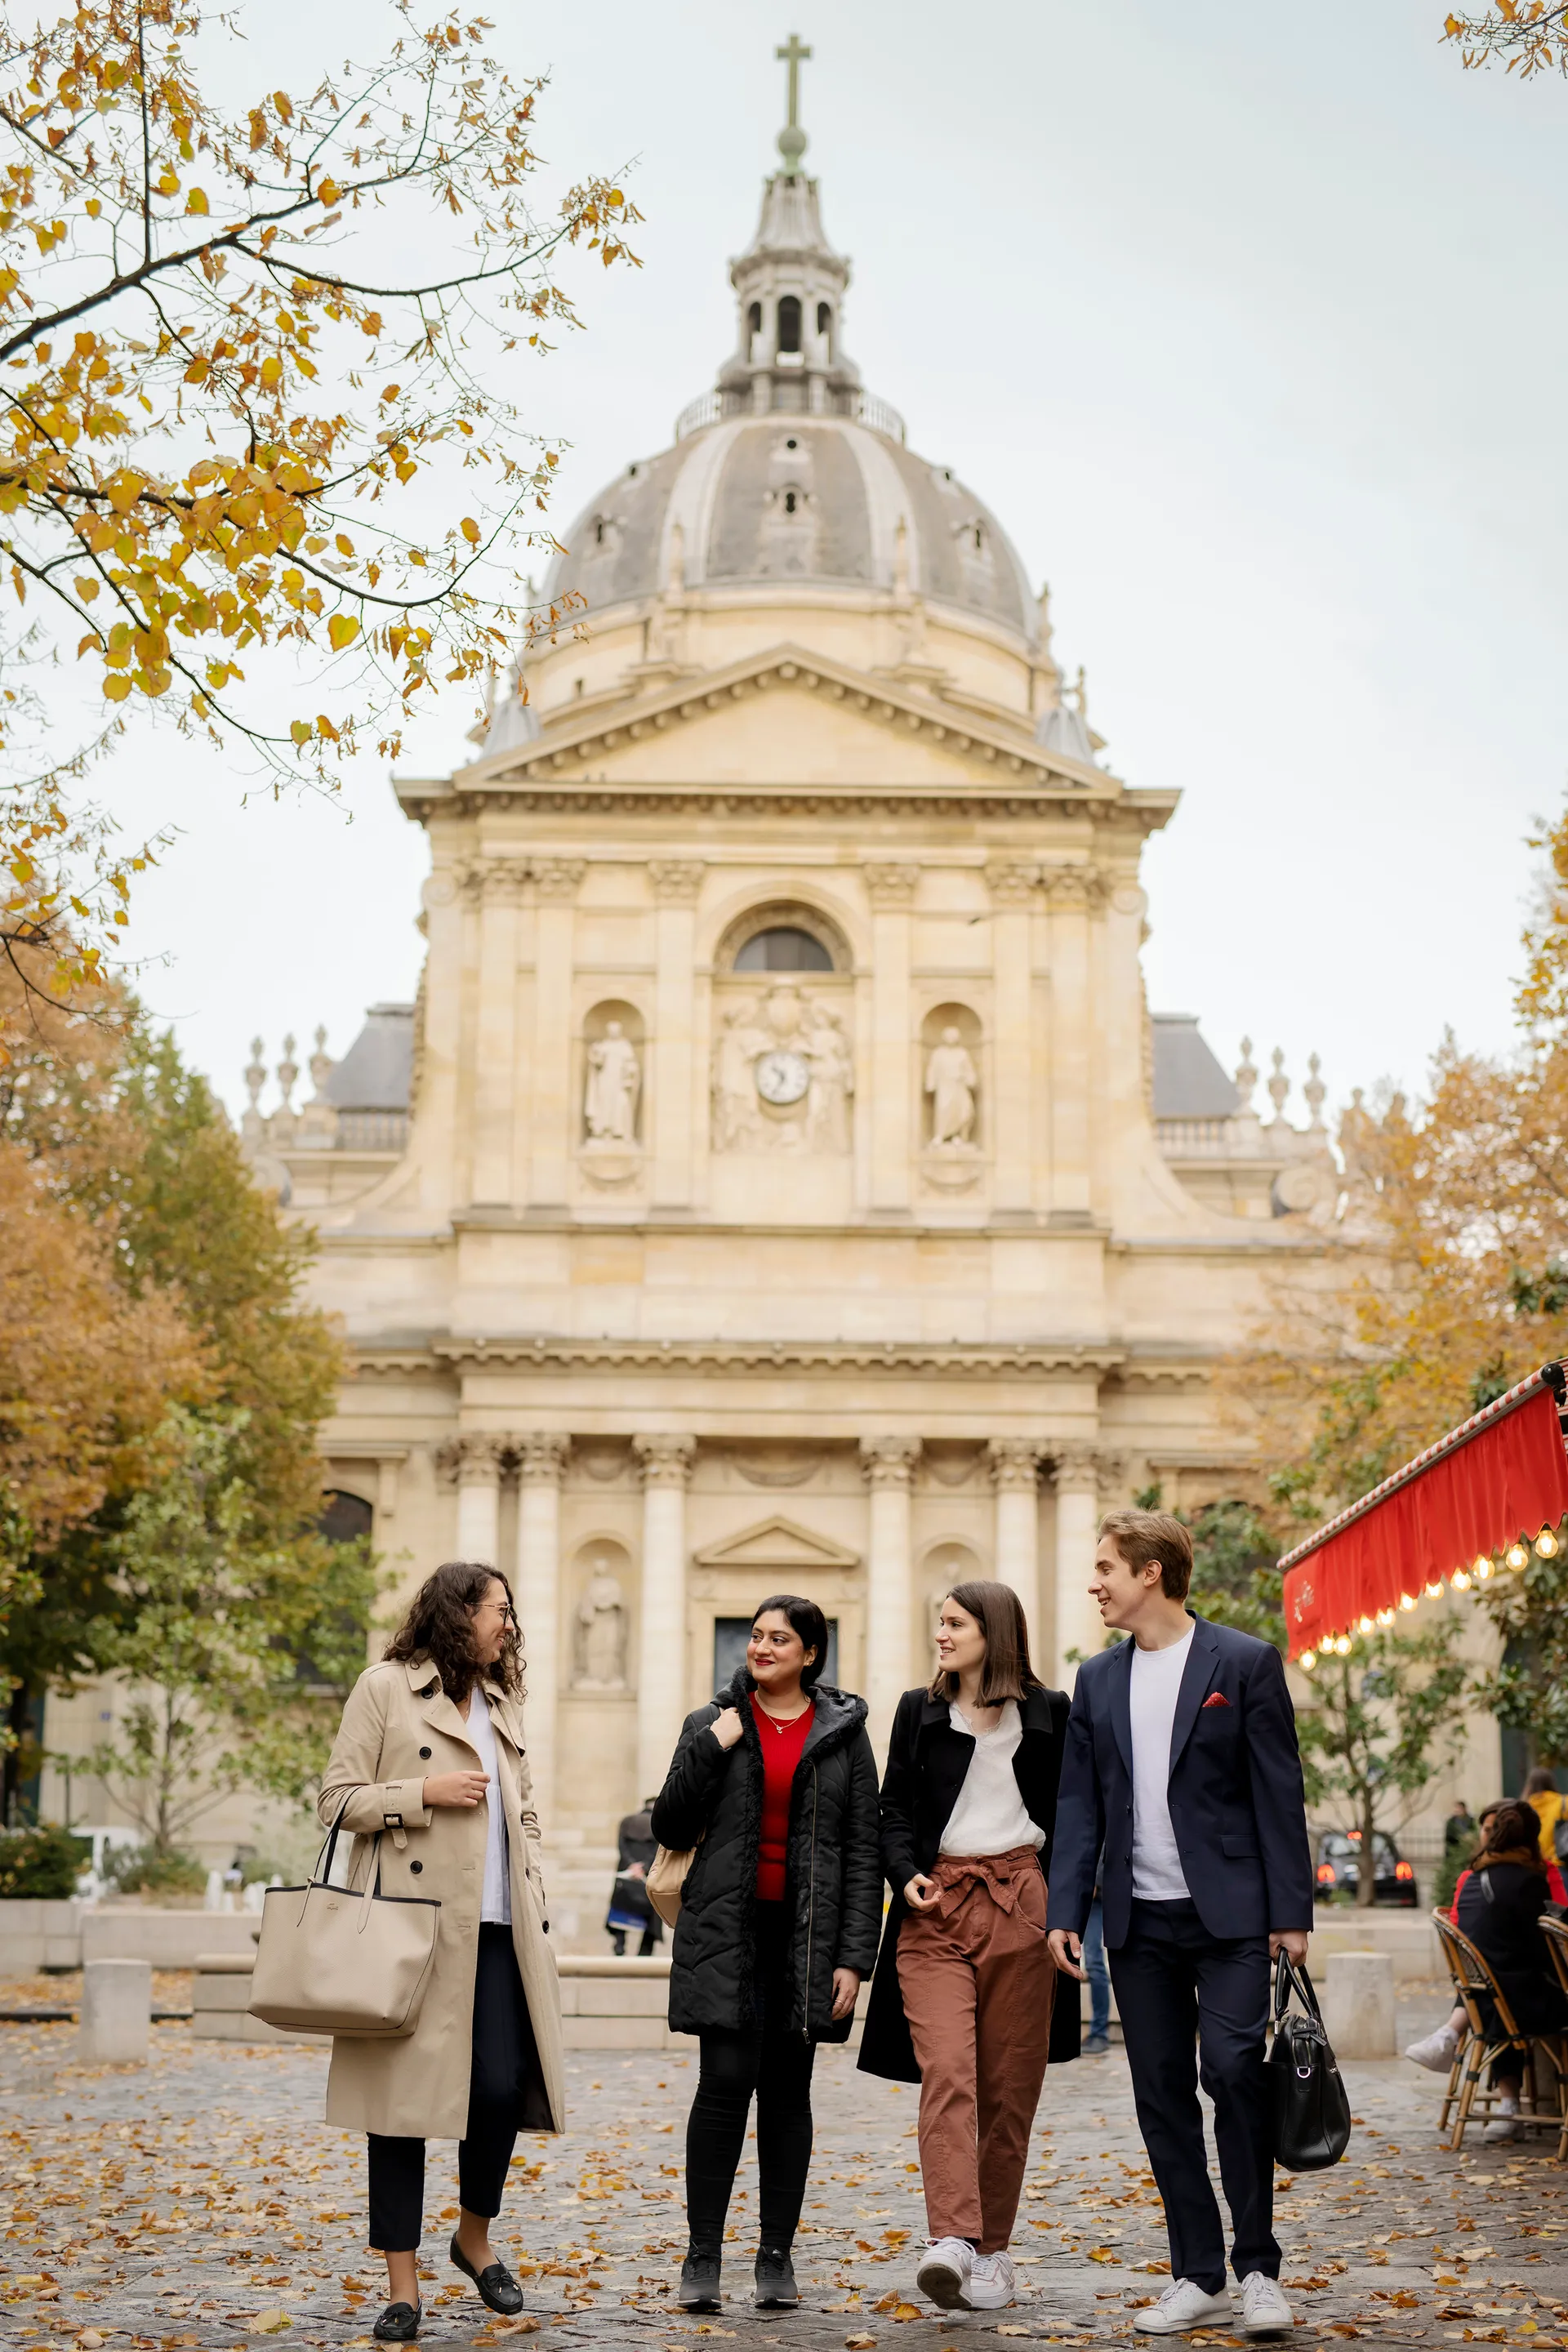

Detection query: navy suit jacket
xmin=1047 ymin=1613 xmax=1314 ymax=1951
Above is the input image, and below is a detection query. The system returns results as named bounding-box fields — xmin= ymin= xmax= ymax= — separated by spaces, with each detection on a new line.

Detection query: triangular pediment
xmin=693 ymin=1514 xmax=862 ymax=1574
xmin=463 ymin=643 xmax=1109 ymax=796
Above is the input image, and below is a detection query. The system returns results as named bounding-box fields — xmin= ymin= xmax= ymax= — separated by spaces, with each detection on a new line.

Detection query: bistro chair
xmin=1431 ymin=1909 xmax=1566 ymax=2153
xmin=1539 ymin=1915 xmax=1568 ymax=2165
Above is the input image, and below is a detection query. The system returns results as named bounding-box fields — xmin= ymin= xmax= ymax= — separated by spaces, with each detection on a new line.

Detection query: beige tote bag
xmin=647 ymin=1836 xmax=701 ymax=1929
xmin=248 ymin=1805 xmax=440 ymax=2038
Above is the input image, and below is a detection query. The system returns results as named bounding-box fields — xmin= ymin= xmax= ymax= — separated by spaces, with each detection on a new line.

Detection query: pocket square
xmin=1200 ymin=1690 xmax=1232 ymax=1709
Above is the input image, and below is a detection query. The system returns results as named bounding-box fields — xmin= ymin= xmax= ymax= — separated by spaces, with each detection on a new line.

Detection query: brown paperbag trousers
xmin=896 ymin=1845 xmax=1056 ymax=2253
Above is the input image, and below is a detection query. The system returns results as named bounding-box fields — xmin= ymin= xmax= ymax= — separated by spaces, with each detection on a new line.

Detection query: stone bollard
xmin=1320 ymin=1948 xmax=1396 ymax=2060
xmin=78 ymin=1958 xmax=152 ymax=2065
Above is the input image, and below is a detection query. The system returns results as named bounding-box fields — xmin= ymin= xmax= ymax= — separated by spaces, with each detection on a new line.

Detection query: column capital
xmin=862 ymin=861 xmax=920 ymax=909
xmin=514 ymin=1432 xmax=571 ymax=1486
xmin=983 ymin=859 xmax=1039 ymax=907
xmin=1047 ymin=1441 xmax=1104 ymax=1495
xmin=648 ymin=858 xmax=704 ymax=902
xmin=1040 ymin=863 xmax=1109 ymax=910
xmin=434 ymin=1432 xmax=506 ymax=1488
xmin=987 ymin=1438 xmax=1042 ymax=1492
xmin=859 ymin=1434 xmax=921 ymax=1489
xmin=633 ymin=1432 xmax=697 ymax=1489
xmin=533 ymin=858 xmax=586 ymax=902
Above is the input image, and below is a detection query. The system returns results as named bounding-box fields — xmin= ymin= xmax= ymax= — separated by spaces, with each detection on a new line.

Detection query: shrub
xmin=0 ymin=1823 xmax=91 ymax=1898
xmin=105 ymin=1843 xmax=206 ymax=1895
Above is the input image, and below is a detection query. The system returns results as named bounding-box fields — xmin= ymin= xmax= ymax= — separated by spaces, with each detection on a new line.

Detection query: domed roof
xmin=546 ymin=413 xmax=1034 ymax=640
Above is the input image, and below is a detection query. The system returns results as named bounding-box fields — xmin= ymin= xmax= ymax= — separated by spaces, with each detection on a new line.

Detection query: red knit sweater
xmin=751 ymin=1694 xmax=813 ymax=1901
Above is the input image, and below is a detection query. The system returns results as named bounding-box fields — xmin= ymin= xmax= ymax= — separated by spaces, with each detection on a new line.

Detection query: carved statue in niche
xmin=803 ymin=1002 xmax=853 ymax=1152
xmin=924 ymin=1027 xmax=978 ymax=1147
xmin=712 ymin=997 xmax=771 ymax=1150
xmin=584 ymin=1022 xmax=641 ymax=1144
xmin=573 ymin=1559 xmax=628 ymax=1687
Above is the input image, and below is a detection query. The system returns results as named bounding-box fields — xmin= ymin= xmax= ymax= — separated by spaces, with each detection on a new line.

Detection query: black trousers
xmin=368 ymin=1923 xmax=539 ymax=2253
xmin=1108 ymin=1897 xmax=1279 ymax=2294
xmin=686 ymin=1900 xmax=817 ymax=2259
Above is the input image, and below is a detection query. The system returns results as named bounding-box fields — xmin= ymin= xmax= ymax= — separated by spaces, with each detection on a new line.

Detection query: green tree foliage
xmin=80 ymin=1411 xmax=379 ymax=1854
xmin=1298 ymin=1622 xmax=1474 ymax=1904
xmin=0 ymin=1820 xmax=87 ymax=1896
xmin=1477 ymin=1540 xmax=1568 ymax=1767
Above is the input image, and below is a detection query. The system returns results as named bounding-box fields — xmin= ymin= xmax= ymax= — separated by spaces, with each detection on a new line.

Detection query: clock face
xmin=755 ymin=1048 xmax=810 ymax=1107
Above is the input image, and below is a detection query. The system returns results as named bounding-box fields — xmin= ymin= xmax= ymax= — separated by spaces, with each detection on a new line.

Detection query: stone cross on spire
xmin=775 ymin=33 xmax=812 ymax=175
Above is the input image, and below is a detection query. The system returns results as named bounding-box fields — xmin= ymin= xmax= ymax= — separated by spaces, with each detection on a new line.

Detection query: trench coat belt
xmin=929 ymin=1843 xmax=1041 ymax=1918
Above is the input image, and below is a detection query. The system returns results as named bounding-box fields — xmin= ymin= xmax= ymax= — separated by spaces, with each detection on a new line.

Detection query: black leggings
xmin=685 ymin=1900 xmax=817 ymax=2258
xmin=368 ymin=1923 xmax=539 ymax=2253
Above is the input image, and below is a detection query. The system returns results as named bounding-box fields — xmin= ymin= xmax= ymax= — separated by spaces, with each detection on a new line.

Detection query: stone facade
xmin=207 ymin=84 xmax=1365 ymax=1939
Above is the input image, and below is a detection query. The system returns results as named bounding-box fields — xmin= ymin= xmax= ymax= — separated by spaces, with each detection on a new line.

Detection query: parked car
xmin=1313 ymin=1828 xmax=1419 ymax=1905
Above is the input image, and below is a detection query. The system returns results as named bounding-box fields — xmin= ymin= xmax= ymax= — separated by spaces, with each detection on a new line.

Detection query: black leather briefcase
xmin=1267 ymin=1950 xmax=1352 ymax=2170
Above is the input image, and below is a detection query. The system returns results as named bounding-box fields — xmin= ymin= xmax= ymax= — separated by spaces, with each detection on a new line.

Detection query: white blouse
xmin=938 ymin=1699 xmax=1044 ymax=1856
xmin=466 ymin=1692 xmax=513 ymax=1926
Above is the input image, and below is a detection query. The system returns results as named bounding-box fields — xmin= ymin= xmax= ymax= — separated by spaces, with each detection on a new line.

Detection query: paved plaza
xmin=1 ymin=1979 xmax=1565 ymax=2352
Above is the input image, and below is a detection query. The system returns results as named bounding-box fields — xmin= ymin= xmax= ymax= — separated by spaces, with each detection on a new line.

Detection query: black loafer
xmin=449 ymin=2233 xmax=524 ymax=2315
xmin=755 ymin=2247 xmax=798 ymax=2308
xmin=372 ymin=2302 xmax=421 ymax=2342
xmin=679 ymin=2252 xmax=722 ymax=2311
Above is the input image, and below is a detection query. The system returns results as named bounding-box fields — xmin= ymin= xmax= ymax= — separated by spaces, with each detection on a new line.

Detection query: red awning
xmin=1279 ymin=1364 xmax=1568 ymax=1660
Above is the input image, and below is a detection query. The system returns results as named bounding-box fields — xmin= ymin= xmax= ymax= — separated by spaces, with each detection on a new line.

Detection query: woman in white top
xmin=858 ymin=1580 xmax=1075 ymax=2314
xmin=318 ymin=1561 xmax=565 ymax=2343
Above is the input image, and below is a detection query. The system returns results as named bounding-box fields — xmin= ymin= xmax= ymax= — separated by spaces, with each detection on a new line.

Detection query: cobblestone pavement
xmin=2 ymin=1980 xmax=1565 ymax=2352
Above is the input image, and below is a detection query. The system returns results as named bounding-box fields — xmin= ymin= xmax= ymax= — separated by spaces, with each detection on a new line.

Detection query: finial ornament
xmin=1267 ymin=1046 xmax=1290 ymax=1124
xmin=1234 ymin=1037 xmax=1258 ymax=1114
xmin=1074 ymin=662 xmax=1089 ymax=723
xmin=244 ymin=1036 xmax=266 ymax=1112
xmin=1303 ymin=1051 xmax=1326 ymax=1130
xmin=276 ymin=1032 xmax=299 ymax=1113
xmin=775 ymin=33 xmax=812 ymax=175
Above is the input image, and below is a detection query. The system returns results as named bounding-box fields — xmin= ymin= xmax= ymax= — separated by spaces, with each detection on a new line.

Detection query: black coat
xmin=650 ymin=1672 xmax=883 ymax=2042
xmin=858 ymin=1682 xmax=1080 ymax=2083
xmin=1049 ymin=1614 xmax=1314 ymax=1951
xmin=1456 ymin=1860 xmax=1568 ymax=2039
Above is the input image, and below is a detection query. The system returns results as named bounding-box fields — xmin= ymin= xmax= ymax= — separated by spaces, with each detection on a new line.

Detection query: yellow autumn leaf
xmin=185 ymin=188 xmax=209 ymax=215
xmin=327 ymin=613 xmax=359 ymax=652
xmin=460 ymin=516 xmax=481 ymax=543
xmin=289 ymin=719 xmax=311 ymax=744
xmin=260 ymin=355 xmax=282 ymax=389
xmin=103 ymin=675 xmax=132 ymax=702
xmin=1087 ymin=2244 xmax=1116 ymax=2261
xmin=252 ymin=2311 xmax=292 ymax=2334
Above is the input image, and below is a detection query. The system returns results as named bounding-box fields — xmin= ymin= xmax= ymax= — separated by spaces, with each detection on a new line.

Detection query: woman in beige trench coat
xmin=318 ymin=1560 xmax=565 ymax=2342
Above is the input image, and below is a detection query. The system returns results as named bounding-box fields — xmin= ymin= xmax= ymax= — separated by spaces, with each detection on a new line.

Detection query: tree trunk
xmin=1357 ymin=1785 xmax=1378 ymax=1908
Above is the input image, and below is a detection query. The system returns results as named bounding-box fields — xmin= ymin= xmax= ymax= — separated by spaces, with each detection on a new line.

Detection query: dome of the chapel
xmin=546 ymin=414 xmax=1035 ymax=643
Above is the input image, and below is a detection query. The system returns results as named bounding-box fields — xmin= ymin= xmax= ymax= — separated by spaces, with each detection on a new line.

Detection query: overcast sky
xmin=97 ymin=0 xmax=1568 ymax=1131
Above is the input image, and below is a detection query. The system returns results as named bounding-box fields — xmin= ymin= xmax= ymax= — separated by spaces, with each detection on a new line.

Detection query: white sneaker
xmin=1240 ymin=2273 xmax=1294 ymax=2336
xmin=1482 ymin=2100 xmax=1521 ymax=2145
xmin=915 ymin=2238 xmax=977 ymax=2311
xmin=966 ymin=2251 xmax=1015 ymax=2310
xmin=1404 ymin=2023 xmax=1460 ymax=2073
xmin=1134 ymin=2279 xmax=1232 ymax=2334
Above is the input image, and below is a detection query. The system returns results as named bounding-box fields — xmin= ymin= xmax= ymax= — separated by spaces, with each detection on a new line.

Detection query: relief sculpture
xmin=712 ymin=982 xmax=852 ymax=1154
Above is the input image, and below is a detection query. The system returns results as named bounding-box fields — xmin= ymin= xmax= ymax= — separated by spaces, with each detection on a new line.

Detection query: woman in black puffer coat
xmin=651 ymin=1593 xmax=881 ymax=2316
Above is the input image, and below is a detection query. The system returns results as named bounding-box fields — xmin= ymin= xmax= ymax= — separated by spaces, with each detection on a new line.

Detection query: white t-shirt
xmin=466 ymin=1692 xmax=513 ymax=1926
xmin=1129 ymin=1626 xmax=1195 ymax=1901
xmin=939 ymin=1700 xmax=1045 ymax=1856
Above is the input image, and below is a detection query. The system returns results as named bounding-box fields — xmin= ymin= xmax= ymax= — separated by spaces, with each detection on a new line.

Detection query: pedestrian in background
xmin=653 ymin=1594 xmax=881 ymax=2315
xmin=860 ymin=1579 xmax=1076 ymax=2316
xmin=1524 ymin=1766 xmax=1568 ymax=1864
xmin=1049 ymin=1509 xmax=1313 ymax=2341
xmin=606 ymin=1797 xmax=662 ymax=1957
xmin=1081 ymin=1852 xmax=1111 ymax=2056
xmin=318 ymin=1561 xmax=564 ymax=2344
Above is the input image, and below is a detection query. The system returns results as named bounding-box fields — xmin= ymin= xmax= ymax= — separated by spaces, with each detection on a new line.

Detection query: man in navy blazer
xmin=1048 ymin=1509 xmax=1313 ymax=2340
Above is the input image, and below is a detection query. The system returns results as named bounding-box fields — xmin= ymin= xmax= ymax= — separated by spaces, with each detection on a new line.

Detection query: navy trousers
xmin=1108 ymin=1898 xmax=1279 ymax=2294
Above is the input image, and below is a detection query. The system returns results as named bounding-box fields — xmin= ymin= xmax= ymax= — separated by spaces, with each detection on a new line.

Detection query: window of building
xmin=817 ymin=301 xmax=832 ymax=338
xmin=714 ymin=1616 xmax=839 ymax=1691
xmin=734 ymin=926 xmax=834 ymax=973
xmin=747 ymin=300 xmax=762 ymax=336
xmin=777 ymin=295 xmax=802 ymax=354
xmin=783 ymin=488 xmax=799 ymax=515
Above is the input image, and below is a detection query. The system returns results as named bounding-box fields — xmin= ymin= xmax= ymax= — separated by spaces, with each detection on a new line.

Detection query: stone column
xmin=528 ymin=859 xmax=585 ymax=1209
xmin=1044 ymin=867 xmax=1097 ymax=1224
xmin=470 ymin=862 xmax=525 ymax=1206
xmin=986 ymin=862 xmax=1038 ymax=1218
xmin=648 ymin=861 xmax=703 ymax=1210
xmin=860 ymin=1436 xmax=921 ymax=1749
xmin=514 ymin=1435 xmax=569 ymax=1829
xmin=633 ymin=1435 xmax=697 ymax=1801
xmin=437 ymin=1435 xmax=506 ymax=1565
xmin=987 ymin=1440 xmax=1042 ymax=1637
xmin=864 ymin=865 xmax=918 ymax=1213
xmin=1050 ymin=1446 xmax=1105 ymax=1691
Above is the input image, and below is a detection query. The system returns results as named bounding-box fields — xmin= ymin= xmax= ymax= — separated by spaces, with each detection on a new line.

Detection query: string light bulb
xmin=1506 ymin=1542 xmax=1529 ymax=1570
xmin=1424 ymin=1579 xmax=1444 ymax=1598
xmin=1300 ymin=1650 xmax=1317 ymax=1671
xmin=1376 ymin=1606 xmax=1396 ymax=1626
xmin=1536 ymin=1527 xmax=1560 ymax=1559
xmin=1477 ymin=1557 xmax=1494 ymax=1580
xmin=1399 ymin=1592 xmax=1418 ymax=1611
xmin=1333 ymin=1634 xmax=1352 ymax=1655
xmin=1473 ymin=1554 xmax=1490 ymax=1576
xmin=1452 ymin=1567 xmax=1472 ymax=1590
xmin=1359 ymin=1614 xmax=1374 ymax=1633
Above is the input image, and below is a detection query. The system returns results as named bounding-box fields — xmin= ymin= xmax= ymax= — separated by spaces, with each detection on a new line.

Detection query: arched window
xmin=777 ymin=295 xmax=802 ymax=354
xmin=782 ymin=488 xmax=799 ymax=515
xmin=318 ymin=1490 xmax=373 ymax=1543
xmin=816 ymin=301 xmax=832 ymax=342
xmin=734 ymin=926 xmax=833 ymax=973
xmin=747 ymin=300 xmax=762 ymax=336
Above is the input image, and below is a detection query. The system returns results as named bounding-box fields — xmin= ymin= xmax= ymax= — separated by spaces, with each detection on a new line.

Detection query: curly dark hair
xmin=383 ymin=1561 xmax=523 ymax=1704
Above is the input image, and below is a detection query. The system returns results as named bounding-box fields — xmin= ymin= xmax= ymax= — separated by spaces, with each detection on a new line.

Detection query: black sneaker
xmin=679 ymin=2252 xmax=722 ymax=2311
xmin=755 ymin=2247 xmax=799 ymax=2309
